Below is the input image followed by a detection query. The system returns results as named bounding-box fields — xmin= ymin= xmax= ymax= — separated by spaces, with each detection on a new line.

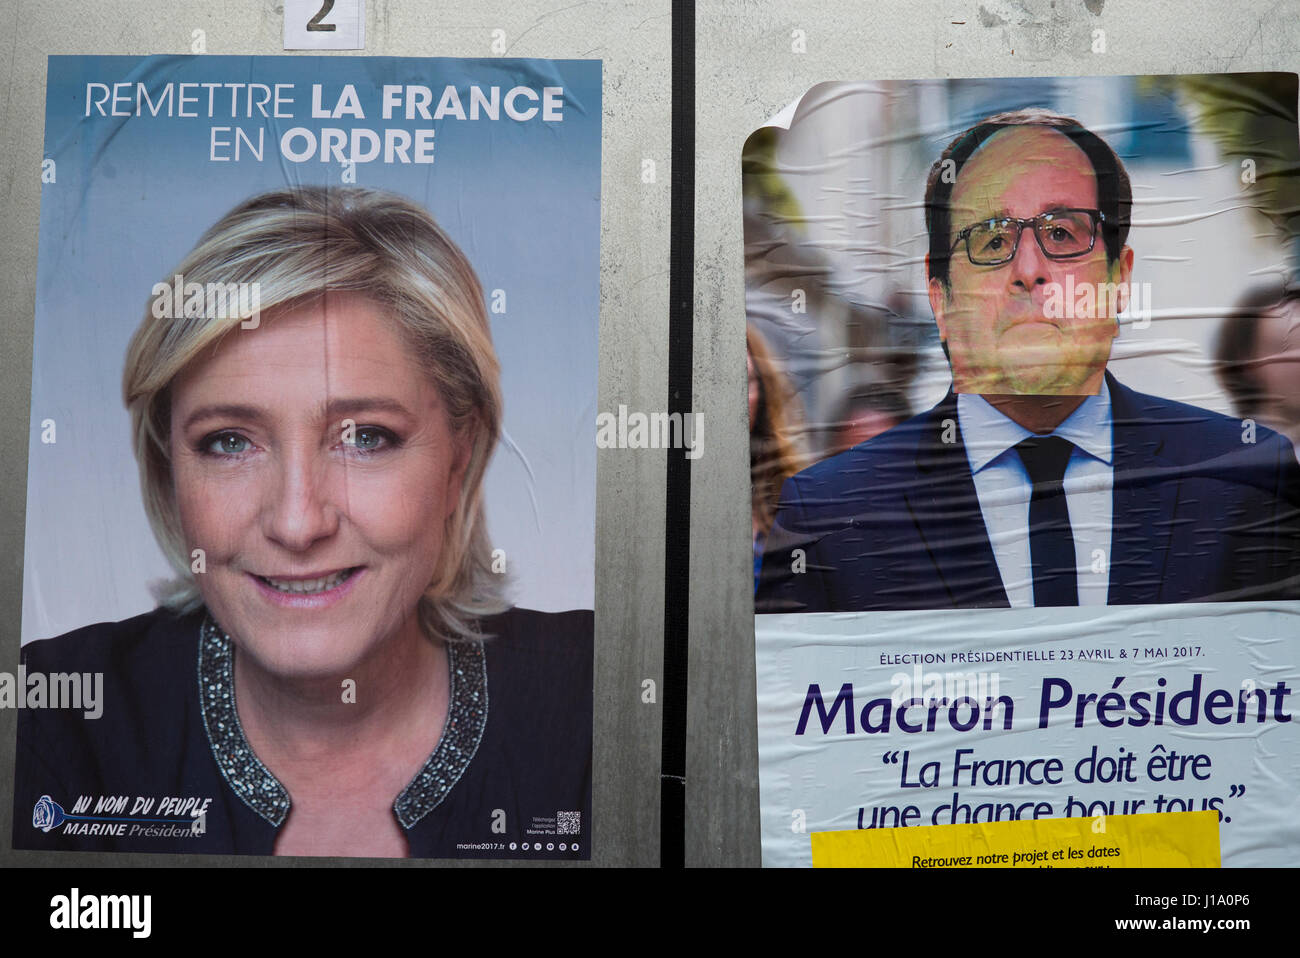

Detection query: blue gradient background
xmin=23 ymin=55 xmax=600 ymax=643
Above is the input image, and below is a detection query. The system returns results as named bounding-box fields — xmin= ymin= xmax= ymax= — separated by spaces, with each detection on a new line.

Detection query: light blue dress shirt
xmin=956 ymin=382 xmax=1114 ymax=607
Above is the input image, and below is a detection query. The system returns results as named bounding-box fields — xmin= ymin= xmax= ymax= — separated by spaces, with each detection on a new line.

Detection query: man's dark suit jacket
xmin=756 ymin=373 xmax=1300 ymax=611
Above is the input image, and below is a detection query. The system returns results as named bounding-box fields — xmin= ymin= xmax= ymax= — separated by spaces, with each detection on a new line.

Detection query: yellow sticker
xmin=811 ymin=811 xmax=1219 ymax=868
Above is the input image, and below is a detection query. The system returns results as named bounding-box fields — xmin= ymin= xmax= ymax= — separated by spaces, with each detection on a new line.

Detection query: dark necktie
xmin=1015 ymin=435 xmax=1078 ymax=607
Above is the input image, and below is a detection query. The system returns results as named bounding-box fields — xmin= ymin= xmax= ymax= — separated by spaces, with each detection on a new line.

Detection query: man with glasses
xmin=756 ymin=108 xmax=1300 ymax=612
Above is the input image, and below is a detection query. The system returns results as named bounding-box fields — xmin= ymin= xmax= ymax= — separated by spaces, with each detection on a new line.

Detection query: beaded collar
xmin=196 ymin=613 xmax=488 ymax=829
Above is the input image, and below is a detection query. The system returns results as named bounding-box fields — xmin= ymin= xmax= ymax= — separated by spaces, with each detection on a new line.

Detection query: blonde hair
xmin=123 ymin=186 xmax=507 ymax=641
xmin=747 ymin=323 xmax=805 ymax=537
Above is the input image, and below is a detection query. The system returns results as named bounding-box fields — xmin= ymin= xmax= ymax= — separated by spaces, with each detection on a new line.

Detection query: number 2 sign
xmin=284 ymin=0 xmax=365 ymax=50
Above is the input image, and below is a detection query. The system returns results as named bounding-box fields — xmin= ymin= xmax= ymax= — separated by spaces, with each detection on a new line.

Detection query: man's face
xmin=928 ymin=126 xmax=1133 ymax=396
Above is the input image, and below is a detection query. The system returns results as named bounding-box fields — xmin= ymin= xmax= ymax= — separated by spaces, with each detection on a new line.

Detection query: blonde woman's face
xmin=169 ymin=291 xmax=469 ymax=679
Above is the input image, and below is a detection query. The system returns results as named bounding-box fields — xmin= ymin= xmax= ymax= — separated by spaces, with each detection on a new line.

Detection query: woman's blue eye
xmin=206 ymin=433 xmax=250 ymax=456
xmin=347 ymin=427 xmax=398 ymax=453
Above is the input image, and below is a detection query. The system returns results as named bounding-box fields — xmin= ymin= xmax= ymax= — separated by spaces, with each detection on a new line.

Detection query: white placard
xmin=284 ymin=0 xmax=365 ymax=50
xmin=756 ymin=604 xmax=1300 ymax=867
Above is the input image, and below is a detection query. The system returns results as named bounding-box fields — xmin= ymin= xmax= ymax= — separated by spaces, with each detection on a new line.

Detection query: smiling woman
xmin=14 ymin=187 xmax=593 ymax=860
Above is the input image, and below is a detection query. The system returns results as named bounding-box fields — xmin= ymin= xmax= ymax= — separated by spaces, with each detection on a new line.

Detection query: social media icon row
xmin=508 ymin=841 xmax=579 ymax=852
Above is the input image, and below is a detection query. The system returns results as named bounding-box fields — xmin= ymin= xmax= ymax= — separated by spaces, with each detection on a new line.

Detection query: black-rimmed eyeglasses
xmin=950 ymin=208 xmax=1105 ymax=266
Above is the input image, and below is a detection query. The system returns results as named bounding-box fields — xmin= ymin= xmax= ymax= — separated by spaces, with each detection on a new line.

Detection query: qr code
xmin=557 ymin=811 xmax=581 ymax=835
